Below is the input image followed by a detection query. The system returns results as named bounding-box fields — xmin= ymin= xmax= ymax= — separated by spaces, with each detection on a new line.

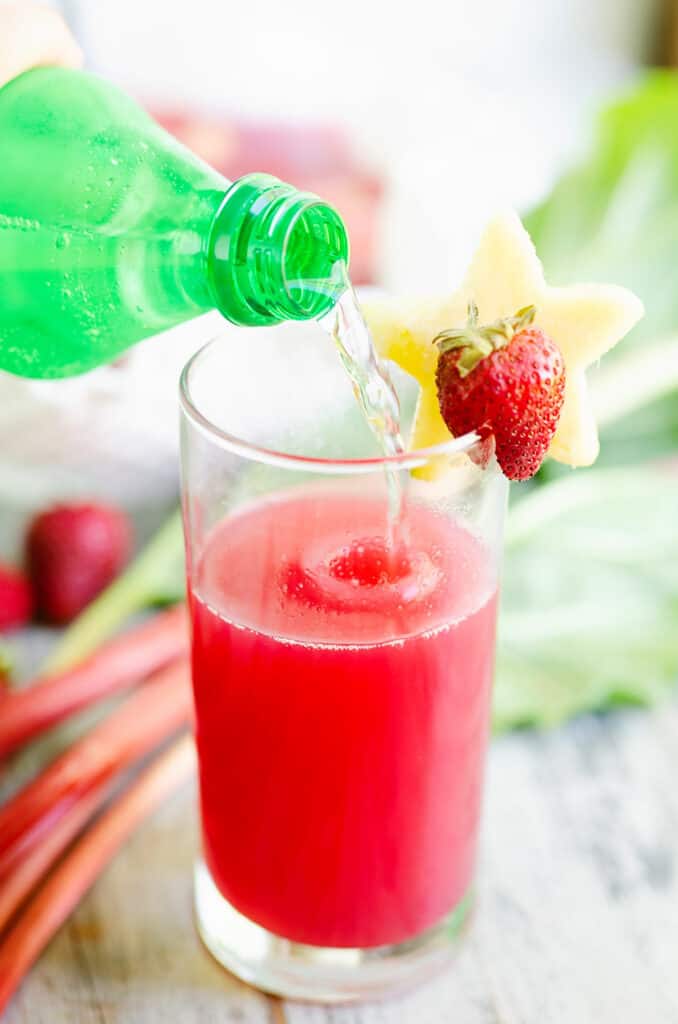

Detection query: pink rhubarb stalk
xmin=0 ymin=736 xmax=195 ymax=1013
xmin=0 ymin=604 xmax=188 ymax=759
xmin=0 ymin=659 xmax=191 ymax=874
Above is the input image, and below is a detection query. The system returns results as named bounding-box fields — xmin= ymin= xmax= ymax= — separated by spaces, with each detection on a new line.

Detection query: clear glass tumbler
xmin=179 ymin=318 xmax=507 ymax=1003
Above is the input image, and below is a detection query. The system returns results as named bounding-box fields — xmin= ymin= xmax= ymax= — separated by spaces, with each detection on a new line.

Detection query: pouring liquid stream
xmin=318 ymin=264 xmax=406 ymax=540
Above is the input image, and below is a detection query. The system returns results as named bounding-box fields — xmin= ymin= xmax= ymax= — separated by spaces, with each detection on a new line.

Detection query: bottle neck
xmin=206 ymin=174 xmax=350 ymax=327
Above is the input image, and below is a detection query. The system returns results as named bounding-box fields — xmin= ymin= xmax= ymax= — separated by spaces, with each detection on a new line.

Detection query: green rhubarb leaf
xmin=525 ymin=71 xmax=678 ymax=470
xmin=494 ymin=468 xmax=678 ymax=731
xmin=526 ymin=71 xmax=678 ymax=349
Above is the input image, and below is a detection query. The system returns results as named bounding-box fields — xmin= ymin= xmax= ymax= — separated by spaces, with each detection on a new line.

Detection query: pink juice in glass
xmin=190 ymin=489 xmax=498 ymax=949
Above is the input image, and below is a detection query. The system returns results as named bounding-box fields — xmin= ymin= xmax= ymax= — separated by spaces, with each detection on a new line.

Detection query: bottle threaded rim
xmin=208 ymin=173 xmax=350 ymax=327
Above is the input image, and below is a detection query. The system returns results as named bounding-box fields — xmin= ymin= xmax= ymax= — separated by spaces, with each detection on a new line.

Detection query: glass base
xmin=194 ymin=861 xmax=473 ymax=1004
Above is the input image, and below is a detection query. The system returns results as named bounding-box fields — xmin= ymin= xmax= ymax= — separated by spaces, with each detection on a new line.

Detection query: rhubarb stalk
xmin=0 ymin=604 xmax=188 ymax=759
xmin=0 ymin=659 xmax=191 ymax=872
xmin=0 ymin=736 xmax=195 ymax=1013
xmin=0 ymin=783 xmax=106 ymax=933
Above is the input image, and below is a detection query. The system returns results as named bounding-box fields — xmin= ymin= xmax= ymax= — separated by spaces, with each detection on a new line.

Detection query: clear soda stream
xmin=319 ymin=264 xmax=405 ymax=529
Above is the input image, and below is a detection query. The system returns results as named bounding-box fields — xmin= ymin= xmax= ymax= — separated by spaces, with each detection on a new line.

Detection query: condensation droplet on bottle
xmin=55 ymin=234 xmax=71 ymax=250
xmin=63 ymin=288 xmax=72 ymax=298
xmin=110 ymin=158 xmax=119 ymax=166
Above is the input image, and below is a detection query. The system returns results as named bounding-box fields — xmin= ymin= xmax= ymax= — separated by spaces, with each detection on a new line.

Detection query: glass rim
xmin=180 ymin=336 xmax=482 ymax=475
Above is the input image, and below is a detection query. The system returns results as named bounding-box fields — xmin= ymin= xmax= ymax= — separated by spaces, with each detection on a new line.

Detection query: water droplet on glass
xmin=55 ymin=234 xmax=70 ymax=250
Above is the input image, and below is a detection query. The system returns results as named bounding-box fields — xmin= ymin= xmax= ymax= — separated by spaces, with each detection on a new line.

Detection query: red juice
xmin=190 ymin=489 xmax=498 ymax=949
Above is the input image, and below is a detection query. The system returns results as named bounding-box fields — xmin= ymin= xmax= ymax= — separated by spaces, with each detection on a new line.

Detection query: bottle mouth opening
xmin=280 ymin=202 xmax=350 ymax=320
xmin=209 ymin=174 xmax=350 ymax=327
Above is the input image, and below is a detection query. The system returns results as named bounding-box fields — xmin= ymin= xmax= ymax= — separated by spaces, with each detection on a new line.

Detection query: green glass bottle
xmin=0 ymin=68 xmax=349 ymax=378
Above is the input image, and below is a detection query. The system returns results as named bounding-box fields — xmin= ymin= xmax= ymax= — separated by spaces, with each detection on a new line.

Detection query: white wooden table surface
xmin=4 ymin=624 xmax=678 ymax=1024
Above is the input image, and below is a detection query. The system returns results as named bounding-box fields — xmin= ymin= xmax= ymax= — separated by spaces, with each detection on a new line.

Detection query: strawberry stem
xmin=434 ymin=302 xmax=537 ymax=378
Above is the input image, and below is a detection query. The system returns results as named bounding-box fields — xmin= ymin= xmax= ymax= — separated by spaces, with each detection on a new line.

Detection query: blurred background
xmin=0 ymin=0 xmax=672 ymax=513
xmin=59 ymin=0 xmax=666 ymax=289
xmin=1 ymin=0 xmax=678 ymax=724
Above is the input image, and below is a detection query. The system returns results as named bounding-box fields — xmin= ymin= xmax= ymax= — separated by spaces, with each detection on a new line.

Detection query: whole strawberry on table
xmin=26 ymin=502 xmax=132 ymax=625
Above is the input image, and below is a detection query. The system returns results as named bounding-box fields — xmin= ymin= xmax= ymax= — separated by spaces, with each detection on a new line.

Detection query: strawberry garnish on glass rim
xmin=434 ymin=301 xmax=566 ymax=481
xmin=364 ymin=212 xmax=644 ymax=475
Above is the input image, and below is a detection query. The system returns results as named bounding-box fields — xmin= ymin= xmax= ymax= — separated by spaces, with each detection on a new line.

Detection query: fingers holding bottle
xmin=0 ymin=3 xmax=82 ymax=88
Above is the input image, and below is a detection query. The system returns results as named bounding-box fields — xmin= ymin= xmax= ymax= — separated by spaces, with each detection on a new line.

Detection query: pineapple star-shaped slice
xmin=364 ymin=211 xmax=644 ymax=467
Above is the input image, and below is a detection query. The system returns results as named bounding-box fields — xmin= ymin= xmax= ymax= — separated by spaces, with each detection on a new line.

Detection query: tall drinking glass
xmin=180 ymin=319 xmax=507 ymax=1003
